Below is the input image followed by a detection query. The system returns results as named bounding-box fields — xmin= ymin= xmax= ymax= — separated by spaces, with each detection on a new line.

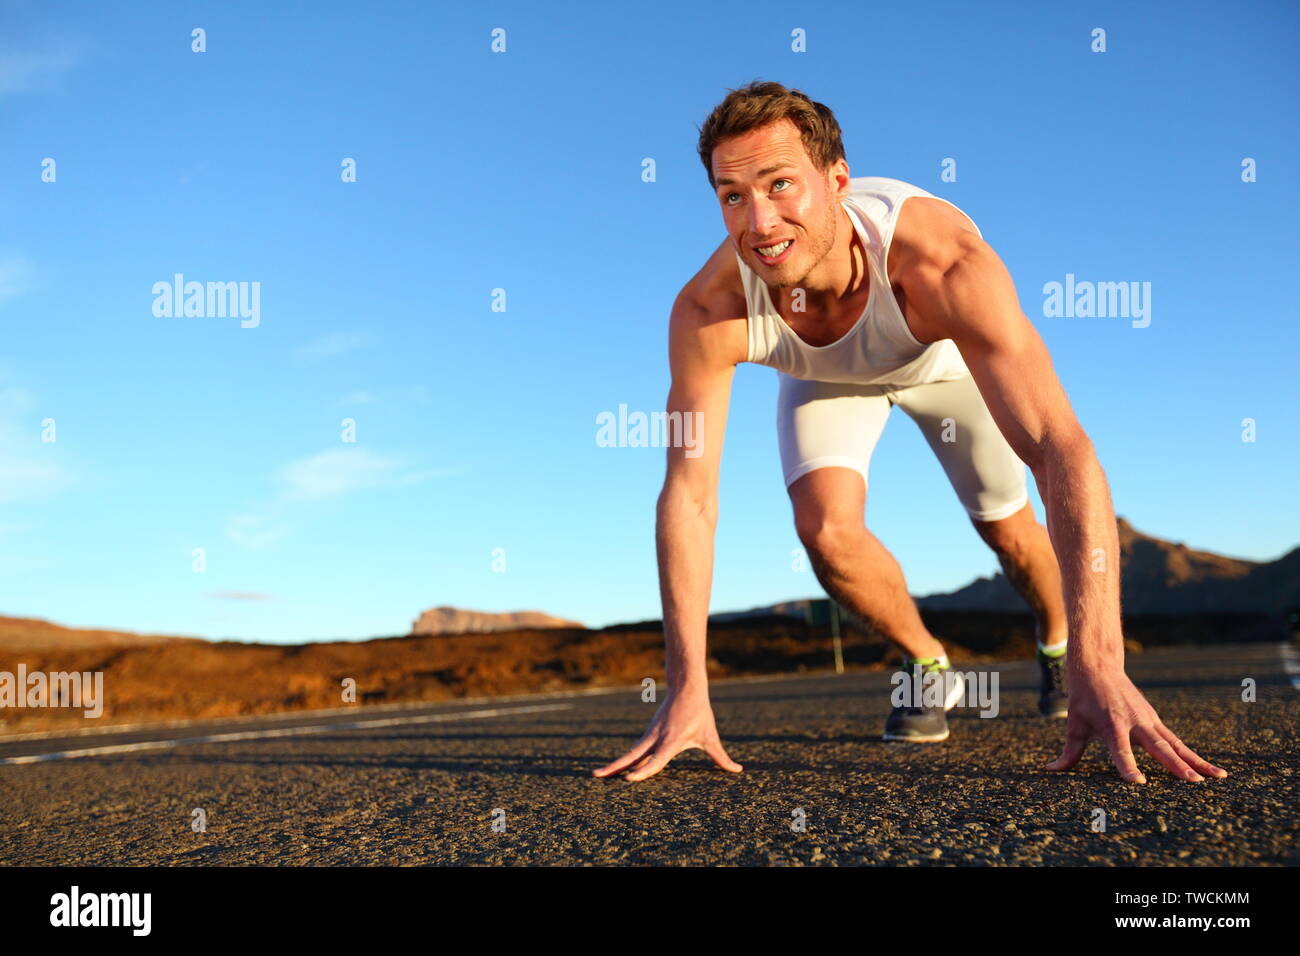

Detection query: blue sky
xmin=1 ymin=0 xmax=1296 ymax=643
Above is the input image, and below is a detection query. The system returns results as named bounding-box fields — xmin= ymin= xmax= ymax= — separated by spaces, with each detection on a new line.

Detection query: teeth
xmin=758 ymin=240 xmax=792 ymax=257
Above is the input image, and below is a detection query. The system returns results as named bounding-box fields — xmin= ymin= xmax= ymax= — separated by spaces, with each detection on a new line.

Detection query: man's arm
xmin=900 ymin=199 xmax=1227 ymax=784
xmin=593 ymin=286 xmax=745 ymax=781
xmin=655 ymin=289 xmax=736 ymax=694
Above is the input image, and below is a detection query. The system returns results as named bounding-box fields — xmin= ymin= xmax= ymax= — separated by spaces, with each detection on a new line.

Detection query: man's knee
xmin=971 ymin=503 xmax=1036 ymax=557
xmin=795 ymin=509 xmax=865 ymax=564
xmin=789 ymin=467 xmax=868 ymax=564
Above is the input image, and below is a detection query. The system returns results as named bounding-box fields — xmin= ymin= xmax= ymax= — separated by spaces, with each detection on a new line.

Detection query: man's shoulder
xmin=671 ymin=238 xmax=750 ymax=366
xmin=845 ymin=175 xmax=931 ymax=204
xmin=889 ymin=194 xmax=997 ymax=345
xmin=845 ymin=176 xmax=976 ymax=234
xmin=846 ymin=176 xmax=968 ymax=265
xmin=848 ymin=174 xmax=921 ymax=190
xmin=675 ymin=238 xmax=749 ymax=321
xmin=891 ymin=194 xmax=985 ymax=277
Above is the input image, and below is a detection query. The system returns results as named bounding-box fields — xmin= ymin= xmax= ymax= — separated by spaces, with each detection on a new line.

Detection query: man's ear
xmin=828 ymin=158 xmax=851 ymax=199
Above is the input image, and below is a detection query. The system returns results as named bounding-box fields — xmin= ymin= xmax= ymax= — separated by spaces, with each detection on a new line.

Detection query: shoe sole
xmin=881 ymin=727 xmax=951 ymax=743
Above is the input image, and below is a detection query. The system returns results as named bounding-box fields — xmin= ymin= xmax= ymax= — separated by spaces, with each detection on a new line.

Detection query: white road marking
xmin=0 ymin=668 xmax=856 ymax=744
xmin=0 ymin=702 xmax=573 ymax=765
xmin=0 ymin=667 xmax=861 ymax=745
xmin=1281 ymin=642 xmax=1300 ymax=690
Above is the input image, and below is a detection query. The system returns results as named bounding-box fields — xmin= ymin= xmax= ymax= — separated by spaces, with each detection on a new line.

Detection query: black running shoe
xmin=1037 ymin=648 xmax=1068 ymax=718
xmin=883 ymin=657 xmax=963 ymax=742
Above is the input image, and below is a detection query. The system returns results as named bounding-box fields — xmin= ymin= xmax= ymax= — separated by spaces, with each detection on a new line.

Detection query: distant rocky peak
xmin=410 ymin=605 xmax=585 ymax=636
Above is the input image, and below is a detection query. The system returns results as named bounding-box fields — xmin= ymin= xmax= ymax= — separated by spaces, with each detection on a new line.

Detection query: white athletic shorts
xmin=776 ymin=372 xmax=1030 ymax=522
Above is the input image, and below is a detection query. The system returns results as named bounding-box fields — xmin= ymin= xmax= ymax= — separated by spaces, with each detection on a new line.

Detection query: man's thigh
xmin=776 ymin=373 xmax=894 ymax=492
xmin=887 ymin=374 xmax=1029 ymax=521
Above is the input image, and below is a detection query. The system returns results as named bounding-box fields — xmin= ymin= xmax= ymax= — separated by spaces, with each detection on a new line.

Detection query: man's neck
xmin=769 ymin=204 xmax=870 ymax=321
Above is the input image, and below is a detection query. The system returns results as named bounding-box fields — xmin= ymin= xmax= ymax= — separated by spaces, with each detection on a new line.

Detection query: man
xmin=594 ymin=81 xmax=1226 ymax=785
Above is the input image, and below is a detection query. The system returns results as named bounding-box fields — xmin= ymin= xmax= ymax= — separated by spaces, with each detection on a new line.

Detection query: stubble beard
xmin=774 ymin=199 xmax=840 ymax=290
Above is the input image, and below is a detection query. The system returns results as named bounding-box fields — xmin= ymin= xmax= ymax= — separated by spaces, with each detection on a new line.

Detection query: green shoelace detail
xmin=903 ymin=656 xmax=950 ymax=672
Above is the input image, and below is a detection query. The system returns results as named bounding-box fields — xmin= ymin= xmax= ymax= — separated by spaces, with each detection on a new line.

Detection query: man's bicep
xmin=663 ymin=299 xmax=737 ymax=500
xmin=662 ymin=368 xmax=733 ymax=494
xmin=918 ymin=246 xmax=1088 ymax=469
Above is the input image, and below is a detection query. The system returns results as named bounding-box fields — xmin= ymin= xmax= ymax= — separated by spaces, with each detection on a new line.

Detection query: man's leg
xmin=888 ymin=374 xmax=1067 ymax=648
xmin=970 ymin=502 xmax=1068 ymax=649
xmin=777 ymin=373 xmax=967 ymax=740
xmin=776 ymin=373 xmax=946 ymax=662
xmin=789 ymin=467 xmax=946 ymax=663
xmin=889 ymin=373 xmax=1070 ymax=715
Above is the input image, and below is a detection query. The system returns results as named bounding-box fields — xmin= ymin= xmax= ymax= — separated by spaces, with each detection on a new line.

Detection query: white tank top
xmin=736 ymin=176 xmax=978 ymax=386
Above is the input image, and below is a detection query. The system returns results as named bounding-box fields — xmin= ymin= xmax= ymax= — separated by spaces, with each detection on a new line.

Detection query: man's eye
xmin=724 ymin=180 xmax=788 ymax=204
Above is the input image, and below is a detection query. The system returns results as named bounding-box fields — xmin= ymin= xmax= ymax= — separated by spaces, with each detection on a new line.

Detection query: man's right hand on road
xmin=593 ymin=686 xmax=743 ymax=782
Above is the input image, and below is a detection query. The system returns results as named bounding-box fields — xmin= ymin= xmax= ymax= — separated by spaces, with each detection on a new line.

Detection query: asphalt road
xmin=0 ymin=642 xmax=1296 ymax=866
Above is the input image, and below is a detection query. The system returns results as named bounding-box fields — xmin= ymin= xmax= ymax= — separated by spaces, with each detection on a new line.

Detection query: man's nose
xmin=748 ymin=197 xmax=781 ymax=237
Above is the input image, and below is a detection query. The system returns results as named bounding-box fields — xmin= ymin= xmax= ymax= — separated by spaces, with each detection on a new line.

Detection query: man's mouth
xmin=754 ymin=239 xmax=794 ymax=264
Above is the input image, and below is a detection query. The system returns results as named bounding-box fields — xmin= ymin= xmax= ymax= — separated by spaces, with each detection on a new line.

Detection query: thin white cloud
xmin=279 ymin=447 xmax=406 ymax=501
xmin=0 ymin=38 xmax=89 ymax=97
xmin=0 ymin=380 xmax=73 ymax=502
xmin=226 ymin=447 xmax=455 ymax=548
xmin=0 ymin=384 xmax=37 ymax=414
xmin=293 ymin=331 xmax=378 ymax=361
xmin=0 ymin=255 xmax=35 ymax=308
xmin=0 ymin=450 xmax=70 ymax=503
xmin=208 ymin=591 xmax=275 ymax=602
xmin=336 ymin=385 xmax=432 ymax=407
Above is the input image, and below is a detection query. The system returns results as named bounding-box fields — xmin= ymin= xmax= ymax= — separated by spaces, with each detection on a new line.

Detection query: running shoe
xmin=883 ymin=656 xmax=964 ymax=742
xmin=1037 ymin=647 xmax=1069 ymax=718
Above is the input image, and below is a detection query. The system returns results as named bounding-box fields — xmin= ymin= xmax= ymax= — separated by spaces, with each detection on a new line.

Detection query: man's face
xmin=711 ymin=118 xmax=845 ymax=289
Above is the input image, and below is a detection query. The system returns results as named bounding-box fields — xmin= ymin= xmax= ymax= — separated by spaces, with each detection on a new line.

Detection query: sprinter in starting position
xmin=595 ymin=81 xmax=1226 ymax=785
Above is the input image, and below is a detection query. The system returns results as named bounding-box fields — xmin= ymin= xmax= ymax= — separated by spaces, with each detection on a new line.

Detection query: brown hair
xmin=696 ymin=80 xmax=846 ymax=190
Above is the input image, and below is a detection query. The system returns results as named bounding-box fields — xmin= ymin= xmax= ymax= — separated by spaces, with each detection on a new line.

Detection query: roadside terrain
xmin=1 ymin=642 xmax=1295 ymax=866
